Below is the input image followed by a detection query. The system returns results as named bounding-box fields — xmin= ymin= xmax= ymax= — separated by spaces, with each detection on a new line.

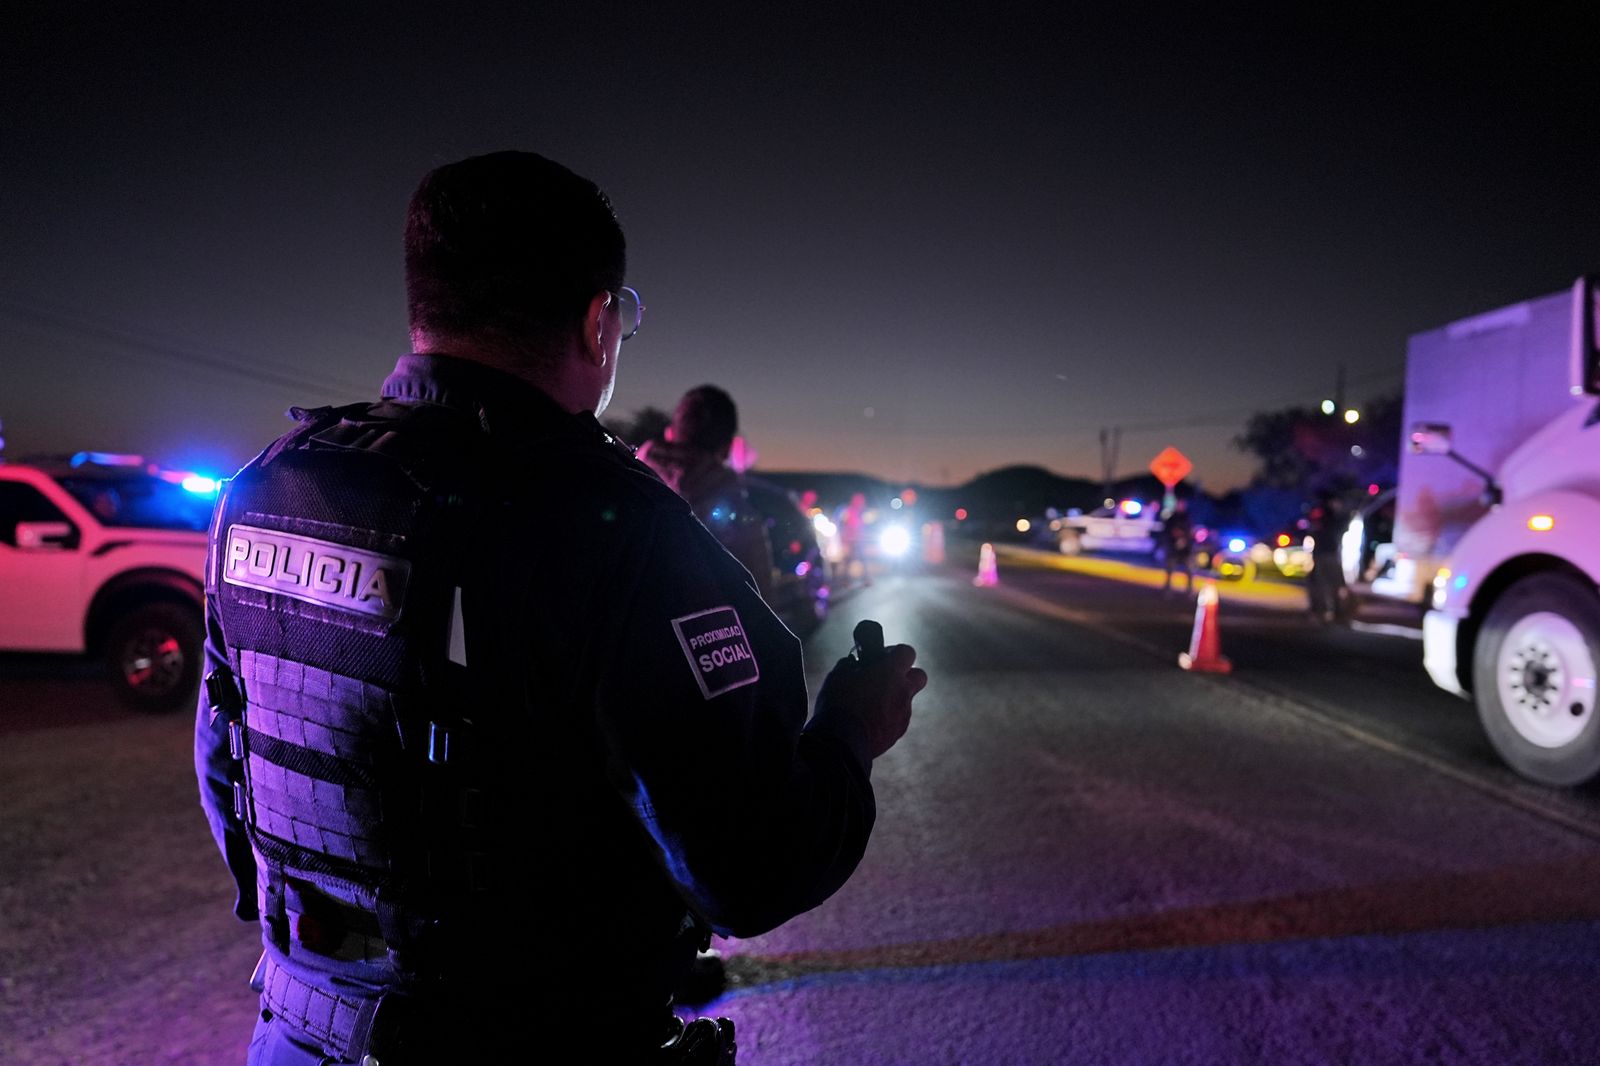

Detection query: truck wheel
xmin=1472 ymin=573 xmax=1600 ymax=786
xmin=1058 ymin=530 xmax=1082 ymax=556
xmin=104 ymin=602 xmax=203 ymax=713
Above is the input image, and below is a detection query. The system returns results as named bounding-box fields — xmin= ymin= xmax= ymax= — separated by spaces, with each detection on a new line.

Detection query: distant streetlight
xmin=1344 ymin=409 xmax=1361 ymax=424
xmin=1321 ymin=399 xmax=1336 ymax=415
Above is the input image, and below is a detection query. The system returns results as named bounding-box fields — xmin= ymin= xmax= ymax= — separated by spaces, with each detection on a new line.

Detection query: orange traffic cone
xmin=1178 ymin=580 xmax=1232 ymax=673
xmin=973 ymin=542 xmax=999 ymax=587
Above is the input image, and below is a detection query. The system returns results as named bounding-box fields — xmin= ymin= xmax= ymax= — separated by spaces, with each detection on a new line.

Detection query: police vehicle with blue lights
xmin=0 ymin=451 xmax=218 ymax=710
xmin=1193 ymin=528 xmax=1258 ymax=580
xmin=1052 ymin=499 xmax=1161 ymax=556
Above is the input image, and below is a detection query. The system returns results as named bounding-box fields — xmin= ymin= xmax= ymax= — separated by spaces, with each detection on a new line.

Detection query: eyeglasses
xmin=613 ymin=285 xmax=645 ymax=341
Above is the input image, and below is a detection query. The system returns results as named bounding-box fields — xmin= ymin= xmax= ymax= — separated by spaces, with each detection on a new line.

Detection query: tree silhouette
xmin=1232 ymin=393 xmax=1401 ymax=532
xmin=1234 ymin=394 xmax=1400 ymax=495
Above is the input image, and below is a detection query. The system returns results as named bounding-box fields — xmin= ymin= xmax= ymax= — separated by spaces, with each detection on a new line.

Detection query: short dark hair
xmin=673 ymin=385 xmax=739 ymax=453
xmin=404 ymin=151 xmax=625 ymax=355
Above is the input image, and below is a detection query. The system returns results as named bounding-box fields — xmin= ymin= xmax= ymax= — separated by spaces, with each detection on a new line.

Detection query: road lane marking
xmin=1348 ymin=621 xmax=1424 ymax=640
xmin=721 ymin=855 xmax=1600 ymax=991
xmin=991 ymin=582 xmax=1600 ymax=846
xmin=992 ymin=543 xmax=1308 ymax=611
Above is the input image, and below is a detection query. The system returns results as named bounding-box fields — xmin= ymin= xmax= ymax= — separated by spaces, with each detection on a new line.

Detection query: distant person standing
xmin=837 ymin=492 xmax=869 ymax=588
xmin=1307 ymin=494 xmax=1349 ymax=623
xmin=639 ymin=385 xmax=775 ymax=600
xmin=1160 ymin=498 xmax=1194 ymax=597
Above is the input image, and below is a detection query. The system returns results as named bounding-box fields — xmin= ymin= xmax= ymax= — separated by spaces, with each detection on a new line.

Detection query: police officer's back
xmin=195 ymin=151 xmax=928 ymax=1064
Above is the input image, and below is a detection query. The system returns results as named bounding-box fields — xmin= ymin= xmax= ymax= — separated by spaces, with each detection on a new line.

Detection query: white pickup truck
xmin=1356 ymin=279 xmax=1600 ymax=785
xmin=0 ymin=453 xmax=212 ymax=710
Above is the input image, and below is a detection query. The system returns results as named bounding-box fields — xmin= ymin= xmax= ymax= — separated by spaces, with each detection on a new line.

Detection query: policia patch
xmin=222 ymin=524 xmax=410 ymax=622
xmin=671 ymin=606 xmax=760 ymax=699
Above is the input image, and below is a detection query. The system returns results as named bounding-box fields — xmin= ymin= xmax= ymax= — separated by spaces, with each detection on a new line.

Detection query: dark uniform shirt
xmin=1309 ymin=504 xmax=1346 ymax=558
xmin=1161 ymin=510 xmax=1192 ymax=557
xmin=195 ymin=354 xmax=877 ymax=1050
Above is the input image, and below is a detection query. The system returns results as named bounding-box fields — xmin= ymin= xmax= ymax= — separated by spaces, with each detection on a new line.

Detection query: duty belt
xmin=260 ymin=951 xmax=735 ymax=1063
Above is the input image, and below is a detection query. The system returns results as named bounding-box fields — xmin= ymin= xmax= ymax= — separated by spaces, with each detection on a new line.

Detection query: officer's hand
xmin=815 ymin=643 xmax=928 ymax=761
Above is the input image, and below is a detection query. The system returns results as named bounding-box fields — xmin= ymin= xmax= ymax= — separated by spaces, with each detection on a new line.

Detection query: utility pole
xmin=1099 ymin=425 xmax=1121 ymax=504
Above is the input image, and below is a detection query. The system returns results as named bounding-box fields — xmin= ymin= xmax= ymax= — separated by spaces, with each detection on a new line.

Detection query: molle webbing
xmin=218 ymin=395 xmax=497 ymax=982
xmin=239 ymin=649 xmax=407 ymax=875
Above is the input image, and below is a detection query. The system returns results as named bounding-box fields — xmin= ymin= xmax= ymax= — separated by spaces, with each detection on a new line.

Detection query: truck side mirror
xmin=1408 ymin=423 xmax=1454 ymax=455
xmin=1410 ymin=422 xmax=1502 ymax=506
xmin=15 ymin=520 xmax=79 ymax=551
xmin=1574 ymin=274 xmax=1600 ymax=397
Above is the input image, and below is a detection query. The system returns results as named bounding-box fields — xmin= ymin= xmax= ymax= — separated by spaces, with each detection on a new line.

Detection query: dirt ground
xmin=1 ymin=696 xmax=261 ymax=1066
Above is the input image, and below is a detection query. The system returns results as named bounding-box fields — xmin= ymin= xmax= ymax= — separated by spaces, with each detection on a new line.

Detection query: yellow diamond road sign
xmin=1149 ymin=446 xmax=1193 ymax=488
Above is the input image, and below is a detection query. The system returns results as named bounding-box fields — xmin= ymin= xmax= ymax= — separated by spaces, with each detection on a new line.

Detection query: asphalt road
xmin=4 ymin=548 xmax=1600 ymax=1065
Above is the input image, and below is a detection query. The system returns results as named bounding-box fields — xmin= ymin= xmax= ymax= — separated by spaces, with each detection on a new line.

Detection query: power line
xmin=0 ymin=287 xmax=1409 ymax=451
xmin=1061 ymin=367 xmax=1404 ymax=440
xmin=0 ymin=292 xmax=374 ymax=400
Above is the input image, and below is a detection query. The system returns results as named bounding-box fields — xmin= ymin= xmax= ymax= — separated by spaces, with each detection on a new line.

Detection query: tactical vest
xmin=205 ymin=399 xmax=493 ymax=983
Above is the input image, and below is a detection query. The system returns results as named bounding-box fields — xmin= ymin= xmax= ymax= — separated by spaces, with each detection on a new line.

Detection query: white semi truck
xmin=1349 ymin=278 xmax=1600 ymax=785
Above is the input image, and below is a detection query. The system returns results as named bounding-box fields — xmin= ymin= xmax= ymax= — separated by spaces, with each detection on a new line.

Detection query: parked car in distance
xmin=1053 ymin=500 xmax=1160 ymax=556
xmin=0 ymin=452 xmax=215 ymax=710
xmin=1266 ymin=529 xmax=1314 ymax=578
xmin=1193 ymin=527 xmax=1257 ymax=581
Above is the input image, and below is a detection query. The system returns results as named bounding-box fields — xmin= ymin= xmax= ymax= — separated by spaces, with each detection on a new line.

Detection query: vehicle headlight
xmin=879 ymin=525 xmax=911 ymax=558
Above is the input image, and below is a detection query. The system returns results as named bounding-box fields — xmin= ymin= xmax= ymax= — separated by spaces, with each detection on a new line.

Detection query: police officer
xmin=1307 ymin=493 xmax=1349 ymax=624
xmin=1159 ymin=498 xmax=1194 ymax=597
xmin=195 ymin=150 xmax=928 ymax=1064
xmin=638 ymin=385 xmax=775 ymax=601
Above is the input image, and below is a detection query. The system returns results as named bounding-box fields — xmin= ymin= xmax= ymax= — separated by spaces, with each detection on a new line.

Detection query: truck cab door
xmin=1343 ymin=489 xmax=1397 ymax=594
xmin=0 ymin=482 xmax=87 ymax=650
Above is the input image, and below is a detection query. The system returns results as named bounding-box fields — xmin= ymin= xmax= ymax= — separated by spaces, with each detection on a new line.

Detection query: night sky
xmin=4 ymin=4 xmax=1599 ymax=490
